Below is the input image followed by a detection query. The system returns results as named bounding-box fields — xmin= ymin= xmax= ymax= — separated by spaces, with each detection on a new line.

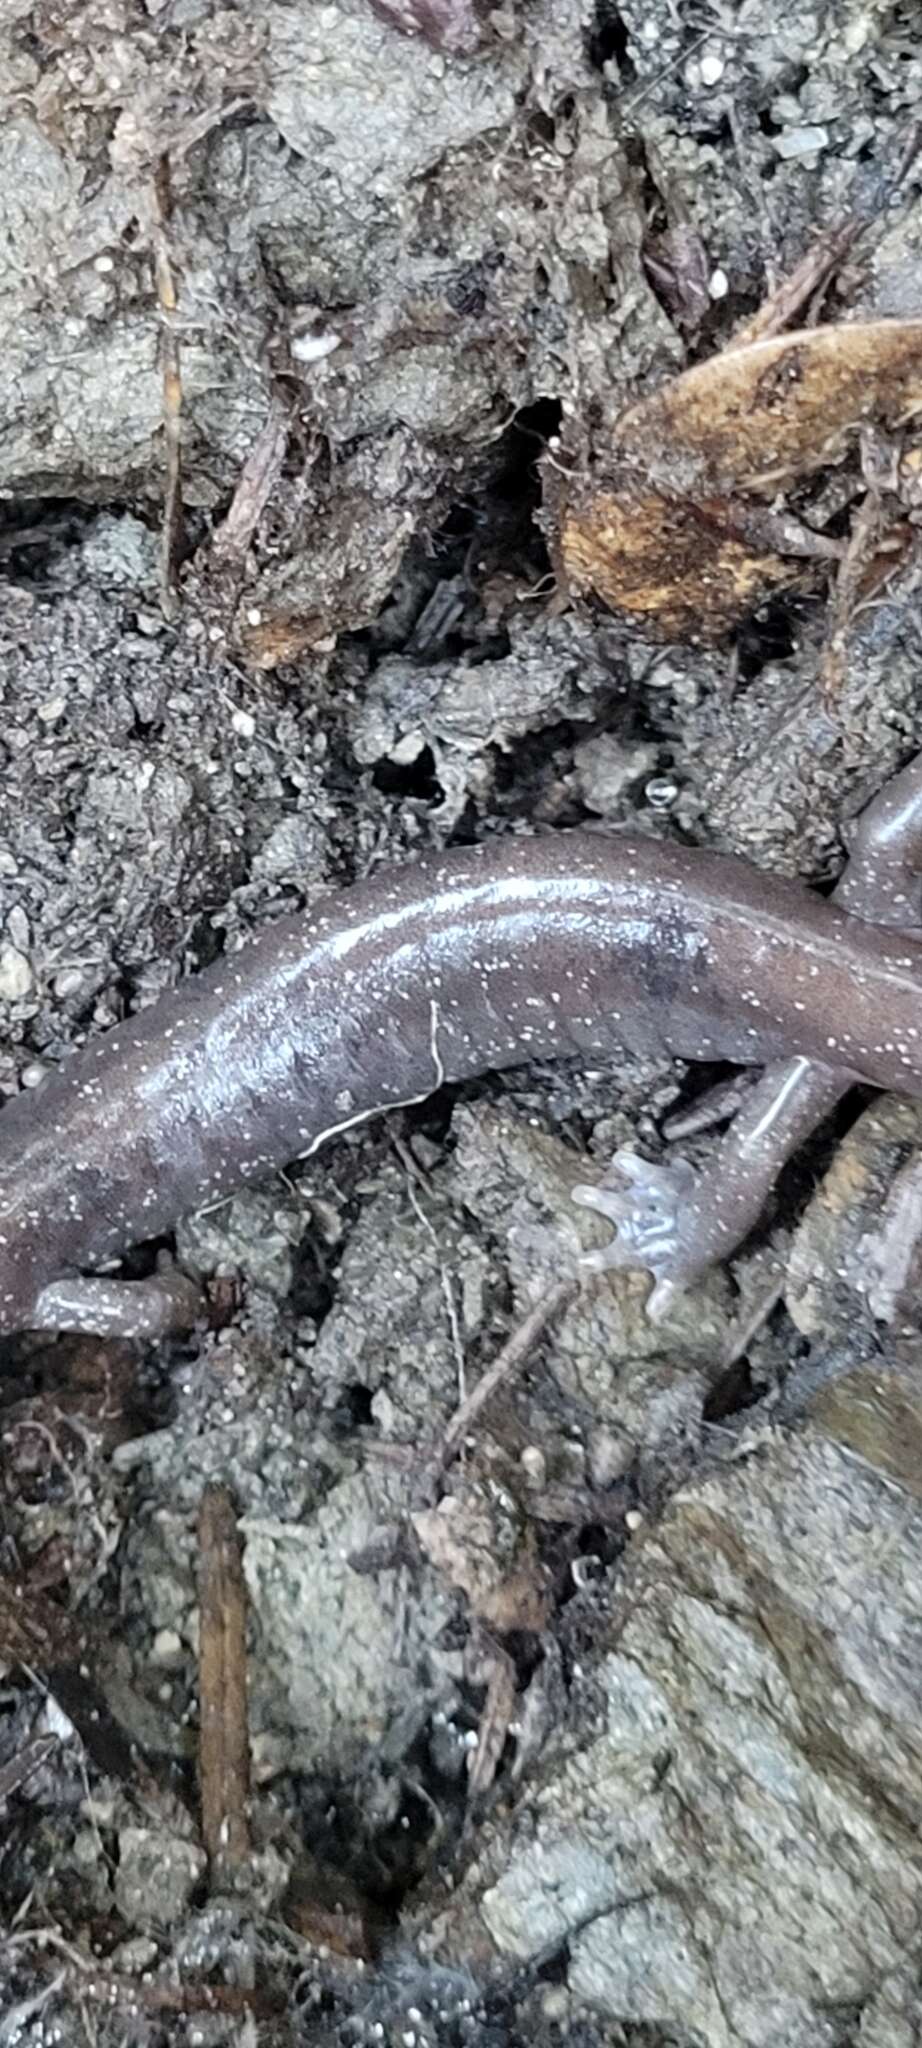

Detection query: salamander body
xmin=3 ymin=828 xmax=922 ymax=1336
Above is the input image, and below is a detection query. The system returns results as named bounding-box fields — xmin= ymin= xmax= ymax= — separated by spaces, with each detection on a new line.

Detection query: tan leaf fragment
xmin=559 ymin=319 xmax=922 ymax=641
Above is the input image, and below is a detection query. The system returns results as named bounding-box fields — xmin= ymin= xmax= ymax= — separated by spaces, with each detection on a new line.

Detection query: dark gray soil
xmin=2 ymin=4 xmax=922 ymax=2045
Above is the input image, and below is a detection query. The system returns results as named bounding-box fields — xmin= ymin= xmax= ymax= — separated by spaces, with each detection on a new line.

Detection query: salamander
xmin=4 ymin=801 xmax=922 ymax=1339
xmin=573 ymin=750 xmax=922 ymax=1315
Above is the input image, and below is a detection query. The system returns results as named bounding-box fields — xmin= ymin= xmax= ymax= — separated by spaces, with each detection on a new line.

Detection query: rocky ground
xmin=1 ymin=2 xmax=922 ymax=2044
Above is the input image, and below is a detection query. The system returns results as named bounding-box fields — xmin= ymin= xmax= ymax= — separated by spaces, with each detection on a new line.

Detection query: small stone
xmin=20 ymin=1062 xmax=48 ymax=1088
xmin=520 ymin=1446 xmax=547 ymax=1487
xmin=231 ymin=708 xmax=256 ymax=739
xmin=699 ymin=52 xmax=724 ymax=84
xmin=151 ymin=1627 xmax=183 ymax=1666
xmin=0 ymin=944 xmax=33 ymax=999
xmin=588 ymin=1428 xmax=631 ymax=1488
xmin=6 ymin=907 xmax=29 ymax=951
xmin=772 ymin=125 xmax=829 ymax=160
xmin=53 ymin=967 xmax=85 ymax=998
xmin=114 ymin=1827 xmax=206 ymax=1930
xmin=37 ymin=693 xmax=67 ymax=724
xmin=110 ymin=1936 xmax=159 ymax=1973
xmin=290 ymin=327 xmax=342 ymax=365
xmin=572 ymin=734 xmax=658 ymax=815
xmin=708 ymin=267 xmax=729 ymax=299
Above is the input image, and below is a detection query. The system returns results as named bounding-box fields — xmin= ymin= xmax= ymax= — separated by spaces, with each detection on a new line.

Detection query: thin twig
xmin=467 ymin=1639 xmax=517 ymax=1802
xmin=431 ymin=1278 xmax=577 ymax=1478
xmin=210 ymin=388 xmax=291 ymax=566
xmin=0 ymin=1736 xmax=57 ymax=1808
xmin=392 ymin=1132 xmax=467 ymax=1405
xmin=720 ymin=1276 xmax=785 ymax=1371
xmin=820 ymin=485 xmax=886 ymax=701
xmin=197 ymin=1484 xmax=252 ymax=1871
xmin=149 ymin=154 xmax=183 ymax=620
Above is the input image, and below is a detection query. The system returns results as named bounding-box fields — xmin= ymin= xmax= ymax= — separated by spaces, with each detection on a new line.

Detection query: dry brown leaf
xmin=560 ymin=488 xmax=801 ymax=640
xmin=236 ymin=614 xmax=330 ymax=670
xmin=558 ymin=319 xmax=922 ymax=641
xmin=618 ymin=319 xmax=922 ymax=493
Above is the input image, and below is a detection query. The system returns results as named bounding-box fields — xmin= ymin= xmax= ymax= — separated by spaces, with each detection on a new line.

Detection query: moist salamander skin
xmin=3 ymin=826 xmax=922 ymax=1338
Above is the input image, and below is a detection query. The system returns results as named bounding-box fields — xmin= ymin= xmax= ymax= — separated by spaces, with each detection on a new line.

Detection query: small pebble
xmin=0 ymin=944 xmax=33 ymax=1000
xmin=290 ymin=328 xmax=342 ymax=365
xmin=6 ymin=906 xmax=29 ymax=951
xmin=699 ymin=51 xmax=724 ymax=84
xmin=708 ymin=267 xmax=729 ymax=299
xmin=520 ymin=1445 xmax=547 ymax=1487
xmin=21 ymin=1061 xmax=48 ymax=1089
xmin=151 ymin=1628 xmax=183 ymax=1666
xmin=37 ymin=693 xmax=67 ymax=724
xmin=54 ymin=967 xmax=85 ymax=999
xmin=772 ymin=125 xmax=829 ymax=160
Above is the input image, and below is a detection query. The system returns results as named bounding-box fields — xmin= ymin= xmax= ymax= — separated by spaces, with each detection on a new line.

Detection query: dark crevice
xmin=585 ymin=1 xmax=634 ymax=79
xmin=755 ymin=66 xmax=809 ymax=135
xmin=354 ymin=396 xmax=561 ymax=679
xmin=402 ymin=1081 xmax=455 ymax=1145
xmin=372 ymin=745 xmax=443 ymax=803
xmin=332 ymin=1381 xmax=375 ymax=1431
xmin=703 ymin=1357 xmax=759 ymax=1423
xmin=0 ymin=499 xmax=98 ymax=579
xmin=734 ymin=600 xmax=801 ymax=682
xmin=184 ymin=912 xmax=228 ymax=975
xmin=289 ymin=1236 xmax=336 ymax=1323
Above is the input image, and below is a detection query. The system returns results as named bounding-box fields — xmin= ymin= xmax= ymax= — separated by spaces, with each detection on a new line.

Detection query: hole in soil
xmin=492 ymin=395 xmax=562 ymax=523
xmin=734 ymin=599 xmax=799 ymax=680
xmin=130 ymin=710 xmax=164 ymax=741
xmin=185 ymin=913 xmax=228 ymax=974
xmin=703 ymin=1357 xmax=757 ymax=1422
xmin=403 ymin=1081 xmax=455 ymax=1145
xmin=333 ymin=1381 xmax=375 ymax=1430
xmin=526 ymin=107 xmax=556 ymax=147
xmin=289 ymin=1236 xmax=336 ymax=1323
xmin=695 ymin=113 xmax=734 ymax=148
xmin=372 ymin=745 xmax=443 ymax=803
xmin=755 ymin=69 xmax=808 ymax=136
xmin=0 ymin=498 xmax=96 ymax=578
xmin=586 ymin=0 xmax=634 ymax=77
xmin=356 ymin=394 xmax=562 ymax=667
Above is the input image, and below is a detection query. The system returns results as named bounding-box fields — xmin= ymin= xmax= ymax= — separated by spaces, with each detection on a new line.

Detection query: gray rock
xmin=115 ymin=1827 xmax=206 ymax=1931
xmin=429 ymin=1426 xmax=922 ymax=2047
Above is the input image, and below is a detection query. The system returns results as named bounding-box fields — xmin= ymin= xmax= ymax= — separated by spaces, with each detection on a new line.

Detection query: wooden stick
xmin=150 ymin=154 xmax=183 ymax=620
xmin=197 ymin=1484 xmax=252 ymax=1869
xmin=432 ymin=1278 xmax=577 ymax=1478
